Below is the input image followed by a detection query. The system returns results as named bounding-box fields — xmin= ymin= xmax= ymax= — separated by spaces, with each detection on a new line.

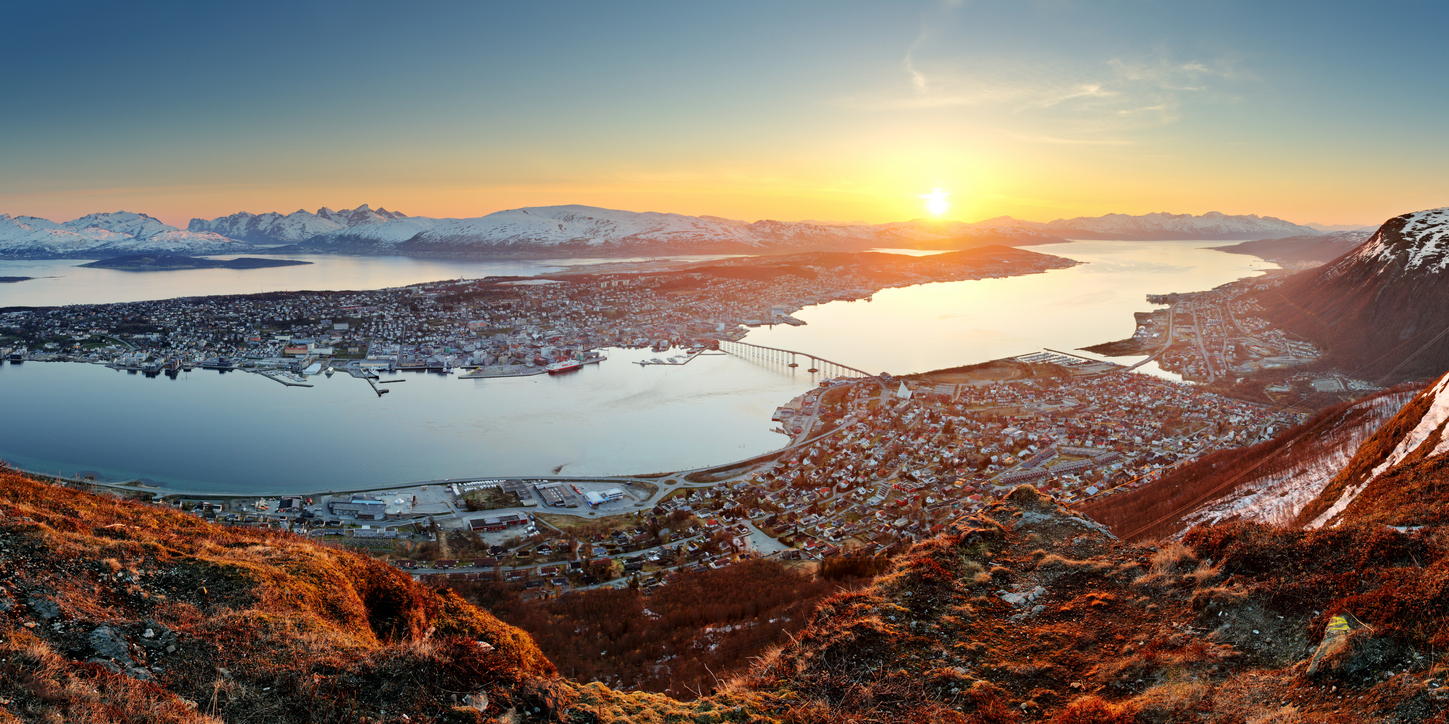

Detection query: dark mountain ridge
xmin=1261 ymin=207 xmax=1449 ymax=382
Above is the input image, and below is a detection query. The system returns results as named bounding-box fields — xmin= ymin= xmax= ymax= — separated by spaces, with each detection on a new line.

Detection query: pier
xmin=252 ymin=369 xmax=314 ymax=387
xmin=718 ymin=340 xmax=871 ymax=378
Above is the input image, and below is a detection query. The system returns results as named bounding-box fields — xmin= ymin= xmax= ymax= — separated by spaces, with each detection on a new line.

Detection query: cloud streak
xmin=843 ymin=17 xmax=1255 ymax=143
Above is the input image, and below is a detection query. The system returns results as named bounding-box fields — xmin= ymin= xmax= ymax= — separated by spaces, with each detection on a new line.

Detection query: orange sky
xmin=3 ymin=2 xmax=1445 ymax=229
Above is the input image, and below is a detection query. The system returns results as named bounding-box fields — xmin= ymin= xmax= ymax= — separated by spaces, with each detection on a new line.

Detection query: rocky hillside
xmin=1262 ymin=207 xmax=1449 ymax=381
xmin=0 ymin=465 xmax=559 ymax=724
xmin=6 ymin=463 xmax=1449 ymax=723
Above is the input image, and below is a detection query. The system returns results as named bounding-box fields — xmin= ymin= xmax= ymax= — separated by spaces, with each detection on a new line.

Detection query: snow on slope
xmin=1306 ymin=374 xmax=1449 ymax=529
xmin=189 ymin=204 xmax=408 ymax=243
xmin=188 ymin=203 xmax=1319 ymax=252
xmin=1343 ymin=207 xmax=1449 ymax=273
xmin=309 ymin=204 xmax=823 ymax=248
xmin=0 ymin=212 xmax=249 ymax=257
xmin=185 ymin=203 xmax=1073 ymax=253
xmin=1181 ymin=390 xmax=1414 ymax=530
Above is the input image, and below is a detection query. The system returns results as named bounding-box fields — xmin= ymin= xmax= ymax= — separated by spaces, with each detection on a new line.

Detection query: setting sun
xmin=922 ymin=188 xmax=951 ymax=216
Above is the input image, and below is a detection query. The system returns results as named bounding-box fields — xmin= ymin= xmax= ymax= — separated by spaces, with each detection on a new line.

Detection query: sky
xmin=3 ymin=0 xmax=1446 ymax=228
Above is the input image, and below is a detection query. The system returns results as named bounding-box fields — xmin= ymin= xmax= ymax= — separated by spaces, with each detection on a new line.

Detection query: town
xmin=0 ymin=248 xmax=1075 ymax=385
xmin=1087 ymin=273 xmax=1379 ymax=401
xmin=0 ymin=245 xmax=1327 ymax=603
xmin=43 ymin=347 xmax=1302 ymax=603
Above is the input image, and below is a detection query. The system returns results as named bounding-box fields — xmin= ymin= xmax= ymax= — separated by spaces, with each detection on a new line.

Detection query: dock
xmin=252 ymin=369 xmax=314 ymax=387
xmin=637 ymin=351 xmax=710 ymax=367
xmin=458 ymin=365 xmax=546 ymax=379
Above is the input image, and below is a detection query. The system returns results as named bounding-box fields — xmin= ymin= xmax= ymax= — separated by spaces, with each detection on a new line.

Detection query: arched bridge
xmin=718 ymin=340 xmax=872 ymax=378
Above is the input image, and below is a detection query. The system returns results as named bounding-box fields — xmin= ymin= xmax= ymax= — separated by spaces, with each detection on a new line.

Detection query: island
xmin=77 ymin=254 xmax=313 ymax=271
xmin=0 ymin=276 xmax=33 ymax=283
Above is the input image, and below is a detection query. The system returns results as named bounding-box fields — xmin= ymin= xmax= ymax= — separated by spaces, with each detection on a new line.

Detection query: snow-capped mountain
xmin=11 ymin=203 xmax=1338 ymax=258
xmin=1264 ymin=207 xmax=1449 ymax=381
xmin=0 ymin=212 xmax=251 ymax=259
xmin=979 ymin=211 xmax=1320 ymax=240
xmin=189 ymin=204 xmax=1069 ymax=254
xmin=1335 ymin=207 xmax=1449 ymax=273
xmin=188 ymin=204 xmax=408 ymax=244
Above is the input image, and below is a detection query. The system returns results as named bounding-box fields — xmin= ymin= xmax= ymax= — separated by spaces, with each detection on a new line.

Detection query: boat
xmin=808 ymin=367 xmax=819 ymax=373
xmin=788 ymin=362 xmax=799 ymax=368
xmin=325 ymin=367 xmax=334 ymax=377
xmin=546 ymin=359 xmax=582 ymax=374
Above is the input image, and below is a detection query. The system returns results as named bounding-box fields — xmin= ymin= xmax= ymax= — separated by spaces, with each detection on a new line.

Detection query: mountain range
xmin=188 ymin=205 xmax=1330 ymax=253
xmin=0 ymin=204 xmax=1347 ymax=259
xmin=187 ymin=203 xmax=1076 ymax=256
xmin=0 ymin=211 xmax=246 ymax=258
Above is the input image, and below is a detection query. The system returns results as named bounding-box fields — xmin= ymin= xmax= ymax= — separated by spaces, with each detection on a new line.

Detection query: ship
xmin=546 ymin=359 xmax=582 ymax=374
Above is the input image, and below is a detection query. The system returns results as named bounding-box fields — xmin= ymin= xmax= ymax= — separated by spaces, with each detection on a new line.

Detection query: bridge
xmin=718 ymin=340 xmax=873 ymax=378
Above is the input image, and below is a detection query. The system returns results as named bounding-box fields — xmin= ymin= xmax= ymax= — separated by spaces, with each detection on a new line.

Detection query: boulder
xmin=1306 ymin=612 xmax=1407 ymax=683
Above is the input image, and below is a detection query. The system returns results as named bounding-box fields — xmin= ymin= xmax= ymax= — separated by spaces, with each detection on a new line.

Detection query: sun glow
xmin=922 ymin=188 xmax=951 ymax=216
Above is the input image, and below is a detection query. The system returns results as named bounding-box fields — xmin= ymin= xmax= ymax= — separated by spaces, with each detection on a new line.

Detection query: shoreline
xmin=0 ymin=243 xmax=1286 ymax=500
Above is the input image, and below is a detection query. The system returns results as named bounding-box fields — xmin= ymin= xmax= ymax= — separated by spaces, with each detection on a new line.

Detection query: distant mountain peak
xmin=0 ymin=210 xmax=245 ymax=258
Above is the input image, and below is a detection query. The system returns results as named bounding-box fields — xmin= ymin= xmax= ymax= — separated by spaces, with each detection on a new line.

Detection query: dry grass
xmin=1131 ymin=678 xmax=1209 ymax=722
xmin=5 ymin=472 xmax=1449 ymax=724
xmin=0 ymin=467 xmax=552 ymax=723
xmin=1049 ymin=695 xmax=1139 ymax=724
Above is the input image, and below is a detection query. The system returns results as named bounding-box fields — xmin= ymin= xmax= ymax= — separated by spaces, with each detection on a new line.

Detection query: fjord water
xmin=748 ymin=240 xmax=1276 ymax=375
xmin=0 ymin=241 xmax=1274 ymax=492
xmin=0 ymin=253 xmax=742 ymax=307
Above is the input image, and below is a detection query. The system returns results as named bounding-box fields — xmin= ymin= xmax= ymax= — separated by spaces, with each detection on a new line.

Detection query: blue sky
xmin=3 ymin=1 xmax=1446 ymax=226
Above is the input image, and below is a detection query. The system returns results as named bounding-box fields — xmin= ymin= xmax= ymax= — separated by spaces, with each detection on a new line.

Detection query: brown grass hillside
xmin=6 ymin=464 xmax=1449 ymax=724
xmin=0 ymin=464 xmax=558 ymax=723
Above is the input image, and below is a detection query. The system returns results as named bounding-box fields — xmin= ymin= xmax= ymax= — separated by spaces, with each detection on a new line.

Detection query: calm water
xmin=0 ymin=348 xmax=814 ymax=492
xmin=747 ymin=240 xmax=1277 ymax=375
xmin=0 ymin=253 xmax=742 ymax=307
xmin=0 ymin=240 xmax=1274 ymax=492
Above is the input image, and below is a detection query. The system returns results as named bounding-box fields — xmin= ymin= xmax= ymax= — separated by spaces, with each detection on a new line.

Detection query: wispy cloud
xmin=839 ymin=13 xmax=1254 ymax=143
xmin=1004 ymin=133 xmax=1131 ymax=146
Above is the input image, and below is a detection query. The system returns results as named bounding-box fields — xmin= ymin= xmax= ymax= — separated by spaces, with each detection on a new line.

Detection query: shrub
xmin=1050 ymin=695 xmax=1139 ymax=724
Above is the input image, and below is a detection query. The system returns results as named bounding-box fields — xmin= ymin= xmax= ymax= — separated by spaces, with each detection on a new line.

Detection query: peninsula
xmin=77 ymin=254 xmax=312 ymax=272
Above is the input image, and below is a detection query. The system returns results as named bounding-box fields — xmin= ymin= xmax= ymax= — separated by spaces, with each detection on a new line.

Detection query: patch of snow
xmin=1178 ymin=391 xmax=1413 ymax=531
xmin=1308 ymin=377 xmax=1449 ymax=529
